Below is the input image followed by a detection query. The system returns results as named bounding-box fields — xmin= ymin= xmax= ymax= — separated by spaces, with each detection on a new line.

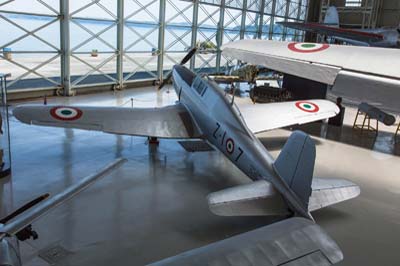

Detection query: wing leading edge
xmin=13 ymin=104 xmax=202 ymax=139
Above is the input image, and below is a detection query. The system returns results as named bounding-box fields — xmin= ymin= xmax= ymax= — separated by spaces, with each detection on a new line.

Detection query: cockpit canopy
xmin=192 ymin=76 xmax=208 ymax=96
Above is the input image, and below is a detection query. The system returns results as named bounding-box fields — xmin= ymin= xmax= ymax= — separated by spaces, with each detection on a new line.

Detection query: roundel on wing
xmin=295 ymin=101 xmax=320 ymax=113
xmin=288 ymin=42 xmax=330 ymax=53
xmin=50 ymin=106 xmax=83 ymax=121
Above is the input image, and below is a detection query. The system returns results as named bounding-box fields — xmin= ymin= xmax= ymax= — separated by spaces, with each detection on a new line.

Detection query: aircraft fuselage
xmin=172 ymin=65 xmax=310 ymax=219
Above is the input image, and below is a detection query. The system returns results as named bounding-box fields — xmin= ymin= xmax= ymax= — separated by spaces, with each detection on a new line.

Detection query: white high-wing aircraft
xmin=13 ymin=51 xmax=360 ymax=265
xmin=278 ymin=6 xmax=400 ymax=48
xmin=222 ymin=39 xmax=400 ymax=112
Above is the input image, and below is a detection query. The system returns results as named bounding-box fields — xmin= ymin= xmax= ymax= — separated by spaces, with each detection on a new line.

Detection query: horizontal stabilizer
xmin=309 ymin=178 xmax=360 ymax=212
xmin=207 ymin=180 xmax=289 ymax=216
xmin=207 ymin=177 xmax=360 ymax=216
xmin=148 ymin=217 xmax=343 ymax=266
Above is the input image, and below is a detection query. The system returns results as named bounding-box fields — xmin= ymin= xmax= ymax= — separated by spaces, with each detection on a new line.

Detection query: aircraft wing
xmin=222 ymin=39 xmax=400 ymax=85
xmin=13 ymin=104 xmax=202 ymax=139
xmin=222 ymin=39 xmax=400 ymax=112
xmin=149 ymin=217 xmax=343 ymax=266
xmin=238 ymin=99 xmax=339 ymax=134
xmin=277 ymin=21 xmax=384 ymax=43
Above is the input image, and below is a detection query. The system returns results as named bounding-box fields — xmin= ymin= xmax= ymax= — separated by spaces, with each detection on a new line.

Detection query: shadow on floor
xmin=290 ymin=122 xmax=400 ymax=156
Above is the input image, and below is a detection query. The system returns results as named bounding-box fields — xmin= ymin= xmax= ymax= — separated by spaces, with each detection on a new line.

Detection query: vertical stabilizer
xmin=324 ymin=6 xmax=339 ymax=27
xmin=273 ymin=131 xmax=315 ymax=210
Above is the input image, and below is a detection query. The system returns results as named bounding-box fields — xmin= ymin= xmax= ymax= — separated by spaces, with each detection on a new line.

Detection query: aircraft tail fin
xmin=273 ymin=131 xmax=315 ymax=211
xmin=206 ymin=130 xmax=359 ymax=217
xmin=324 ymin=6 xmax=339 ymax=27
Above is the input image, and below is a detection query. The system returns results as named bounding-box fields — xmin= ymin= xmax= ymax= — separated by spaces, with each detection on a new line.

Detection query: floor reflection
xmin=291 ymin=122 xmax=400 ymax=156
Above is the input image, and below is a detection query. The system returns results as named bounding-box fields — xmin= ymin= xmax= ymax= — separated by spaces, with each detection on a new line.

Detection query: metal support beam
xmin=216 ymin=0 xmax=225 ymax=72
xmin=116 ymin=0 xmax=124 ymax=90
xmin=157 ymin=0 xmax=166 ymax=82
xmin=282 ymin=0 xmax=291 ymax=40
xmin=60 ymin=0 xmax=71 ymax=96
xmin=294 ymin=0 xmax=303 ymax=41
xmin=257 ymin=0 xmax=266 ymax=39
xmin=268 ymin=0 xmax=277 ymax=40
xmin=190 ymin=0 xmax=199 ymax=71
xmin=240 ymin=0 xmax=247 ymax=40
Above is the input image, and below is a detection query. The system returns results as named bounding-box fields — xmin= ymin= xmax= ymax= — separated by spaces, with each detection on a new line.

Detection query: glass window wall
xmin=0 ymin=0 xmax=308 ymax=93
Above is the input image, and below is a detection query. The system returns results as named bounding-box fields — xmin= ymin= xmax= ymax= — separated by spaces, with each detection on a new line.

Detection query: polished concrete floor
xmin=2 ymin=87 xmax=400 ymax=265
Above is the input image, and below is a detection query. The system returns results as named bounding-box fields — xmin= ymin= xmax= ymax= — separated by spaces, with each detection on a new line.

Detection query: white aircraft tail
xmin=324 ymin=6 xmax=339 ymax=27
xmin=273 ymin=131 xmax=315 ymax=211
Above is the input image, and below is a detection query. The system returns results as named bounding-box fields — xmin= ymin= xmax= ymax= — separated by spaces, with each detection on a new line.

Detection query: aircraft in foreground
xmin=13 ymin=50 xmax=360 ymax=265
xmin=278 ymin=6 xmax=400 ymax=48
xmin=0 ymin=159 xmax=125 ymax=266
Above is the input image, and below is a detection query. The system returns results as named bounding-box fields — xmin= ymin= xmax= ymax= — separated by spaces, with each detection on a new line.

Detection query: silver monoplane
xmin=13 ymin=50 xmax=360 ymax=265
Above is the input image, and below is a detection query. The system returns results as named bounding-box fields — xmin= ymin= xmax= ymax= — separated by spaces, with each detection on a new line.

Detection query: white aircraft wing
xmin=222 ymin=40 xmax=400 ymax=111
xmin=222 ymin=39 xmax=400 ymax=85
xmin=149 ymin=217 xmax=343 ymax=266
xmin=238 ymin=99 xmax=339 ymax=134
xmin=13 ymin=104 xmax=202 ymax=139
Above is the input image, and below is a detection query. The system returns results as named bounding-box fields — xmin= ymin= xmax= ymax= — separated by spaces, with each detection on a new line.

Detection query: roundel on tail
xmin=288 ymin=42 xmax=330 ymax=53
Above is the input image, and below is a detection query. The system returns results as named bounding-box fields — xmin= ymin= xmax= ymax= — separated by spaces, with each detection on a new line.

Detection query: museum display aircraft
xmin=278 ymin=6 xmax=400 ymax=48
xmin=0 ymin=159 xmax=125 ymax=266
xmin=13 ymin=49 xmax=360 ymax=265
xmin=222 ymin=39 xmax=400 ymax=112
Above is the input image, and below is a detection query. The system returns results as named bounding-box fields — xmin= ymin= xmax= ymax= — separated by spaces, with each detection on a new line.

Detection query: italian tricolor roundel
xmin=226 ymin=138 xmax=235 ymax=154
xmin=295 ymin=101 xmax=319 ymax=113
xmin=50 ymin=106 xmax=83 ymax=121
xmin=288 ymin=42 xmax=329 ymax=53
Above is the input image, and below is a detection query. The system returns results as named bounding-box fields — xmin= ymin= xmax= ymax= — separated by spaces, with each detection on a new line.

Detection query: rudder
xmin=324 ymin=6 xmax=339 ymax=27
xmin=273 ymin=131 xmax=315 ymax=210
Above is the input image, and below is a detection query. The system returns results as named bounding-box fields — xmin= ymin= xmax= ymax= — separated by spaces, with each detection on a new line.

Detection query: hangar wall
xmin=377 ymin=0 xmax=400 ymax=27
xmin=317 ymin=0 xmax=381 ymax=29
xmin=0 ymin=0 xmax=310 ymax=97
xmin=313 ymin=0 xmax=400 ymax=29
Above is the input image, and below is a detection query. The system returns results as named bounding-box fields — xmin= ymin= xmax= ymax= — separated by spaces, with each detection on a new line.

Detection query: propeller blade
xmin=158 ymin=72 xmax=173 ymax=90
xmin=179 ymin=47 xmax=197 ymax=65
xmin=158 ymin=47 xmax=197 ymax=90
xmin=0 ymin=193 xmax=49 ymax=225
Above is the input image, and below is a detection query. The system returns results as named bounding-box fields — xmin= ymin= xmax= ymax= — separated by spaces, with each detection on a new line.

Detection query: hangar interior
xmin=0 ymin=0 xmax=399 ymax=266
